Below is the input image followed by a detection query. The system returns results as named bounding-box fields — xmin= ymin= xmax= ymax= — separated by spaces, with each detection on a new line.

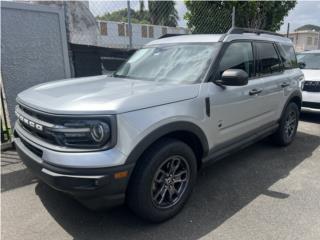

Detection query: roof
xmin=146 ymin=34 xmax=224 ymax=45
xmin=147 ymin=32 xmax=291 ymax=46
xmin=295 ymin=24 xmax=320 ymax=32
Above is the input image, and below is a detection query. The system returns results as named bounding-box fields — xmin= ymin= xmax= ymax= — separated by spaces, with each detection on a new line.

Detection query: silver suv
xmin=14 ymin=28 xmax=303 ymax=222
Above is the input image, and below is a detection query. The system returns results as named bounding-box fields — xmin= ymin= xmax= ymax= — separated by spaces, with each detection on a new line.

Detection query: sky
xmin=89 ymin=0 xmax=320 ymax=32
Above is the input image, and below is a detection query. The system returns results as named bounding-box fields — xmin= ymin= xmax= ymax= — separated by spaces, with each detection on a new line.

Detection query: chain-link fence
xmin=84 ymin=0 xmax=233 ymax=49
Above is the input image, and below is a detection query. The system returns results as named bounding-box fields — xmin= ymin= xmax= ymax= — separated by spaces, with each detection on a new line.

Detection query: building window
xmin=307 ymin=37 xmax=313 ymax=45
xmin=141 ymin=25 xmax=148 ymax=38
xmin=148 ymin=26 xmax=154 ymax=38
xmin=118 ymin=24 xmax=125 ymax=36
xmin=100 ymin=22 xmax=107 ymax=36
xmin=162 ymin=27 xmax=167 ymax=36
xmin=314 ymin=38 xmax=318 ymax=46
xmin=125 ymin=24 xmax=131 ymax=37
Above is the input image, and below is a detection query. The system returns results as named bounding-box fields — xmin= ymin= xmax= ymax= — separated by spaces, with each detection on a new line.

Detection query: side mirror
xmin=218 ymin=69 xmax=249 ymax=86
xmin=298 ymin=62 xmax=306 ymax=69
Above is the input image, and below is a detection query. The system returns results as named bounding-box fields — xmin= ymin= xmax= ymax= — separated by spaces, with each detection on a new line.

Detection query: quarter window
xmin=277 ymin=44 xmax=298 ymax=69
xmin=256 ymin=42 xmax=282 ymax=75
xmin=218 ymin=42 xmax=254 ymax=78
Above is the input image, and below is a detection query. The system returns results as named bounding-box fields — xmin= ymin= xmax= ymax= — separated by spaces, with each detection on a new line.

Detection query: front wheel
xmin=271 ymin=102 xmax=300 ymax=146
xmin=126 ymin=138 xmax=197 ymax=222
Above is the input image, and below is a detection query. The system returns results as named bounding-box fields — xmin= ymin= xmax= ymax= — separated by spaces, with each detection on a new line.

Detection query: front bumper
xmin=302 ymin=91 xmax=320 ymax=113
xmin=14 ymin=136 xmax=134 ymax=209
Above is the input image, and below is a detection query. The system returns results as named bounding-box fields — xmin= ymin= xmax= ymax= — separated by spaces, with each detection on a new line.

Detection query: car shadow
xmin=1 ymin=150 xmax=37 ymax=192
xmin=300 ymin=112 xmax=320 ymax=124
xmin=33 ymin=130 xmax=320 ymax=240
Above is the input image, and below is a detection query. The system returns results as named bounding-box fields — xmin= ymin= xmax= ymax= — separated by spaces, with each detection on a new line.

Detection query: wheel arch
xmin=281 ymin=90 xmax=302 ymax=118
xmin=125 ymin=121 xmax=209 ymax=169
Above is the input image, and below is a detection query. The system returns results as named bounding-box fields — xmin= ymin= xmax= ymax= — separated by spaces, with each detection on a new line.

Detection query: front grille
xmin=16 ymin=105 xmax=60 ymax=146
xmin=302 ymin=102 xmax=320 ymax=109
xmin=303 ymin=81 xmax=320 ymax=92
xmin=21 ymin=138 xmax=43 ymax=157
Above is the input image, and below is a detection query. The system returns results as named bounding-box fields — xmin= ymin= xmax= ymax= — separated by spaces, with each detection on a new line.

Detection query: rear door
xmin=254 ymin=41 xmax=290 ymax=123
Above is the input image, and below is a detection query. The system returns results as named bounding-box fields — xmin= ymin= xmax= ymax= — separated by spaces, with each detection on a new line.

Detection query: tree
xmin=97 ymin=1 xmax=178 ymax=27
xmin=148 ymin=0 xmax=179 ymax=27
xmin=97 ymin=7 xmax=150 ymax=24
xmin=184 ymin=1 xmax=297 ymax=33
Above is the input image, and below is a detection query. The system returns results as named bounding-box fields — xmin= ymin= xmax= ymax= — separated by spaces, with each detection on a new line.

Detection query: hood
xmin=17 ymin=75 xmax=199 ymax=114
xmin=301 ymin=69 xmax=320 ymax=81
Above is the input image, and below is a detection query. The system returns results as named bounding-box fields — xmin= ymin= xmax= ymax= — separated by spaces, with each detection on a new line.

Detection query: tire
xmin=271 ymin=102 xmax=300 ymax=146
xmin=126 ymin=138 xmax=197 ymax=222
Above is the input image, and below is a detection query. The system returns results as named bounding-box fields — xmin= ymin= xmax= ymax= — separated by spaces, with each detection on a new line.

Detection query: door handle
xmin=249 ymin=88 xmax=262 ymax=95
xmin=281 ymin=82 xmax=290 ymax=88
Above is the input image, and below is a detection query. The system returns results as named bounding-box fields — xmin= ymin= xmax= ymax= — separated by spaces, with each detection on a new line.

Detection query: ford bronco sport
xmin=14 ymin=28 xmax=303 ymax=222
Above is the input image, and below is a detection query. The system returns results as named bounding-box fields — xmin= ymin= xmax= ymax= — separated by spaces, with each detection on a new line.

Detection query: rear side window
xmin=256 ymin=42 xmax=282 ymax=75
xmin=277 ymin=44 xmax=298 ymax=69
xmin=218 ymin=42 xmax=254 ymax=78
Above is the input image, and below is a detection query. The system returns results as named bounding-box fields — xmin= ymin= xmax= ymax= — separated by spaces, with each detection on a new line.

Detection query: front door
xmin=207 ymin=41 xmax=268 ymax=147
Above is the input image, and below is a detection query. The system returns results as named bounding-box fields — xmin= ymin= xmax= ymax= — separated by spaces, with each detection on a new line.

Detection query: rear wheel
xmin=127 ymin=138 xmax=197 ymax=222
xmin=271 ymin=102 xmax=299 ymax=146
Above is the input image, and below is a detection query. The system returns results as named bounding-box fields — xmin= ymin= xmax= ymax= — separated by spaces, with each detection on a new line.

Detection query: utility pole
xmin=232 ymin=6 xmax=235 ymax=28
xmin=287 ymin=23 xmax=290 ymax=38
xmin=127 ymin=0 xmax=132 ymax=49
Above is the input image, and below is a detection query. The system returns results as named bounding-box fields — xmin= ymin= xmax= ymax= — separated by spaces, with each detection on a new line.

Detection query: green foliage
xmin=96 ymin=8 xmax=150 ymax=24
xmin=184 ymin=1 xmax=297 ymax=33
xmin=149 ymin=0 xmax=178 ymax=27
xmin=97 ymin=0 xmax=178 ymax=27
xmin=184 ymin=1 xmax=232 ymax=33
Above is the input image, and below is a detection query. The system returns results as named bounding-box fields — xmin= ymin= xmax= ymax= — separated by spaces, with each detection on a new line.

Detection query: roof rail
xmin=227 ymin=27 xmax=284 ymax=37
xmin=158 ymin=34 xmax=186 ymax=39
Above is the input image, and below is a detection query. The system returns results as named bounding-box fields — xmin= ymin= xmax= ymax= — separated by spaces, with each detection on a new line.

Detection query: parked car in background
xmin=14 ymin=28 xmax=303 ymax=222
xmin=297 ymin=50 xmax=320 ymax=112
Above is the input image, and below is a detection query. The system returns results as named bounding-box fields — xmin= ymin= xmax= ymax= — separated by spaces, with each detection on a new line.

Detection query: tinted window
xmin=219 ymin=42 xmax=254 ymax=78
xmin=256 ymin=42 xmax=282 ymax=75
xmin=277 ymin=44 xmax=298 ymax=69
xmin=297 ymin=53 xmax=320 ymax=69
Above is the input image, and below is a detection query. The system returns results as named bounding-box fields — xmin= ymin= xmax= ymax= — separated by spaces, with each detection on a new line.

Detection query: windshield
xmin=297 ymin=53 xmax=320 ymax=69
xmin=114 ymin=43 xmax=221 ymax=84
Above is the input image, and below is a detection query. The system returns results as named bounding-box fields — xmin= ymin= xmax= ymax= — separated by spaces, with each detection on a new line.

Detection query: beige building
xmin=287 ymin=25 xmax=320 ymax=52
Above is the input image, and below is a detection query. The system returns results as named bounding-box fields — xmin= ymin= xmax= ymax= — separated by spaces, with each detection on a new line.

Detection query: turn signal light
xmin=114 ymin=171 xmax=128 ymax=179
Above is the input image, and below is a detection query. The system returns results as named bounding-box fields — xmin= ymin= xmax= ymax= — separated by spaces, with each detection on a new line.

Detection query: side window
xmin=277 ymin=44 xmax=298 ymax=69
xmin=256 ymin=42 xmax=282 ymax=75
xmin=218 ymin=42 xmax=254 ymax=78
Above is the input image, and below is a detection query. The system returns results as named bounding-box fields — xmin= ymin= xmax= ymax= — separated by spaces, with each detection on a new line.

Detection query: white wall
xmin=289 ymin=31 xmax=320 ymax=52
xmin=97 ymin=20 xmax=190 ymax=49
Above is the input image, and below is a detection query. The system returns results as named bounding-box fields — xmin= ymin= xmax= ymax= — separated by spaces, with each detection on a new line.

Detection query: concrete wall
xmin=1 ymin=2 xmax=71 ymax=127
xmin=30 ymin=1 xmax=99 ymax=46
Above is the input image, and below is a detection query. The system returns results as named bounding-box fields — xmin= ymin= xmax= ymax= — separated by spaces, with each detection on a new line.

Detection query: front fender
xmin=125 ymin=121 xmax=209 ymax=165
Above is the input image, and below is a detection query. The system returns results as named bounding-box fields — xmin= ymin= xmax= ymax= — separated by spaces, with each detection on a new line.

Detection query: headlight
xmin=90 ymin=122 xmax=110 ymax=144
xmin=49 ymin=119 xmax=115 ymax=149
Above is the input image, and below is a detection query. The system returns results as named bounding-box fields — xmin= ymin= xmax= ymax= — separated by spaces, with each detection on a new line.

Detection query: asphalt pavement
xmin=1 ymin=112 xmax=320 ymax=240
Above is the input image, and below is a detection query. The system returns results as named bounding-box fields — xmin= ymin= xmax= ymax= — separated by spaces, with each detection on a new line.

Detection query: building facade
xmin=288 ymin=30 xmax=320 ymax=52
xmin=97 ymin=20 xmax=189 ymax=49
